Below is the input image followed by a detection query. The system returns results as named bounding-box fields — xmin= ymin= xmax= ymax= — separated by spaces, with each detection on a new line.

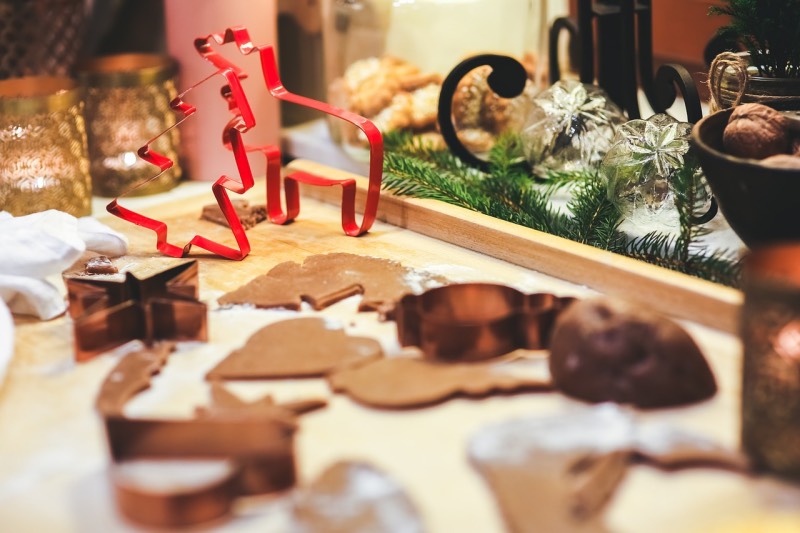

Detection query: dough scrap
xmin=95 ymin=343 xmax=175 ymax=416
xmin=206 ymin=317 xmax=384 ymax=380
xmin=200 ymin=199 xmax=267 ymax=230
xmin=217 ymin=253 xmax=441 ymax=316
xmin=328 ymin=356 xmax=552 ymax=409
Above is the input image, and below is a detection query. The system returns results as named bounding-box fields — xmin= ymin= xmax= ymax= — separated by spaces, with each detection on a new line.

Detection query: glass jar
xmin=323 ymin=0 xmax=546 ymax=158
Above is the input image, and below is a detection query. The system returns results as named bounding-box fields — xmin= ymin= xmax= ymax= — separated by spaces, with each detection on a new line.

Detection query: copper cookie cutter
xmin=395 ymin=283 xmax=576 ymax=361
xmin=105 ymin=415 xmax=297 ymax=528
xmin=96 ymin=344 xmax=309 ymax=528
xmin=64 ymin=261 xmax=207 ymax=361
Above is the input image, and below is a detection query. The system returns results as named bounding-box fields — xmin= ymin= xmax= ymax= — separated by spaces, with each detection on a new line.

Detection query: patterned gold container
xmin=0 ymin=0 xmax=87 ymax=78
xmin=741 ymin=244 xmax=800 ymax=480
xmin=0 ymin=76 xmax=91 ymax=216
xmin=78 ymin=54 xmax=182 ymax=197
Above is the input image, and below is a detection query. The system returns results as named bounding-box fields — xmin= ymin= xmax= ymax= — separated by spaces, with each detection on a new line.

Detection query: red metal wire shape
xmin=107 ymin=25 xmax=383 ymax=261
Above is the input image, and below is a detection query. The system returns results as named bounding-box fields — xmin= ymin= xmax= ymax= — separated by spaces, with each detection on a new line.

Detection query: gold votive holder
xmin=78 ymin=54 xmax=182 ymax=197
xmin=741 ymin=244 xmax=800 ymax=479
xmin=0 ymin=0 xmax=87 ymax=78
xmin=0 ymin=76 xmax=91 ymax=216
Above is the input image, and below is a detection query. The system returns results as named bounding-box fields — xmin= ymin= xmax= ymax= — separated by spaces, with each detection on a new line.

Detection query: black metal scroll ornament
xmin=548 ymin=0 xmax=702 ymax=124
xmin=437 ymin=54 xmax=529 ymax=173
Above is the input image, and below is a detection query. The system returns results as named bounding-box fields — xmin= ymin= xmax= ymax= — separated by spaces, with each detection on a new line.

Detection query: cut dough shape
xmin=200 ymin=199 xmax=266 ymax=230
xmin=196 ymin=383 xmax=327 ymax=419
xmin=85 ymin=255 xmax=118 ymax=275
xmin=328 ymin=356 xmax=552 ymax=409
xmin=217 ymin=253 xmax=441 ymax=316
xmin=96 ymin=343 xmax=175 ymax=416
xmin=206 ymin=317 xmax=384 ymax=380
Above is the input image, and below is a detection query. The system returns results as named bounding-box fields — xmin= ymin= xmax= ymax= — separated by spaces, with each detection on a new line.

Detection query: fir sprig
xmin=381 ymin=133 xmax=741 ymax=287
xmin=710 ymin=0 xmax=800 ymax=78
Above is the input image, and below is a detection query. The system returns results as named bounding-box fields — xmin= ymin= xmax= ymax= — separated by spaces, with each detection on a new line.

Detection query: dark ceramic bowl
xmin=692 ymin=107 xmax=800 ymax=248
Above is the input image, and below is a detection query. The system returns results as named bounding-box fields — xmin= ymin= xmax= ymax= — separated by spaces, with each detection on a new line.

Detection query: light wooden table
xmin=1 ymin=174 xmax=799 ymax=532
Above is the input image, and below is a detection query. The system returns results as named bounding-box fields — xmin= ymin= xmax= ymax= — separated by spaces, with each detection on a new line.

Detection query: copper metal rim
xmin=78 ymin=53 xmax=178 ymax=87
xmin=0 ymin=76 xmax=81 ymax=114
xmin=396 ymin=283 xmax=576 ymax=361
xmin=112 ymin=458 xmax=239 ymax=528
xmin=743 ymin=243 xmax=800 ymax=287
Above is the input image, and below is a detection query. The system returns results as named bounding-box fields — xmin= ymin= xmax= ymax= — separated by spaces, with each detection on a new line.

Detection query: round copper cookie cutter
xmin=395 ymin=283 xmax=576 ymax=361
xmin=112 ymin=458 xmax=240 ymax=528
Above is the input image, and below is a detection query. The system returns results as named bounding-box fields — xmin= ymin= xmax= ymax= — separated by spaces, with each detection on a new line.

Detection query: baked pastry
xmin=548 ymin=298 xmax=717 ymax=408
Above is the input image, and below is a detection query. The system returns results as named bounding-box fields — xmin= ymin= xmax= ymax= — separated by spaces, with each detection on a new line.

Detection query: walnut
xmin=723 ymin=103 xmax=789 ymax=159
xmin=761 ymin=154 xmax=800 ymax=169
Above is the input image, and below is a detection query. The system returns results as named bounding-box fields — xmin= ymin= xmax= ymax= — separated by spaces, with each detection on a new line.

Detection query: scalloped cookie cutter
xmin=395 ymin=283 xmax=576 ymax=361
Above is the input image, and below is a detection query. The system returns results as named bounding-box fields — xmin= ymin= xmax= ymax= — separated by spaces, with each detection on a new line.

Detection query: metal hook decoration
xmin=548 ymin=0 xmax=703 ymax=124
xmin=437 ymin=54 xmax=529 ymax=173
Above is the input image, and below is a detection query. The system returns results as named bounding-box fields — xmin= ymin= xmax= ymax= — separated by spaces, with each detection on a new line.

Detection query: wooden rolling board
xmin=288 ymin=159 xmax=743 ymax=335
xmin=1 ymin=184 xmax=799 ymax=532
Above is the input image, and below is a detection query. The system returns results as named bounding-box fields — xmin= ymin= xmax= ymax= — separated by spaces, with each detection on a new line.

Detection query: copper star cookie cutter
xmin=395 ymin=283 xmax=576 ymax=361
xmin=96 ymin=344 xmax=312 ymax=528
xmin=64 ymin=261 xmax=207 ymax=362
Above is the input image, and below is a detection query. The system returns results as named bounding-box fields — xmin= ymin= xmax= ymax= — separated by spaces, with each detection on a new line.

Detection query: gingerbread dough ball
xmin=548 ymin=298 xmax=717 ymax=408
xmin=723 ymin=103 xmax=789 ymax=159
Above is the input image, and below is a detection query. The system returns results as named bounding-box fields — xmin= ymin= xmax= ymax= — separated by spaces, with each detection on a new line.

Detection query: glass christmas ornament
xmin=520 ymin=80 xmax=625 ymax=176
xmin=602 ymin=113 xmax=699 ymax=226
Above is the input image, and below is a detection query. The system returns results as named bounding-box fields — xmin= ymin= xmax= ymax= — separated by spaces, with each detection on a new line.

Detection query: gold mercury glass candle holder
xmin=0 ymin=76 xmax=91 ymax=216
xmin=78 ymin=54 xmax=182 ymax=197
xmin=741 ymin=244 xmax=800 ymax=480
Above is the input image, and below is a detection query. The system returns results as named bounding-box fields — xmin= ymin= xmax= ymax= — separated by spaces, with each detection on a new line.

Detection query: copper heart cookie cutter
xmin=395 ymin=283 xmax=576 ymax=361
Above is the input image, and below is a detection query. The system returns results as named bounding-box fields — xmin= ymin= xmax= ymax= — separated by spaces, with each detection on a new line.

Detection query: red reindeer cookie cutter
xmin=107 ymin=25 xmax=383 ymax=260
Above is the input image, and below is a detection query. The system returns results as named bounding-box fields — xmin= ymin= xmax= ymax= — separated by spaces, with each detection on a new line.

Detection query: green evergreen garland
xmin=381 ymin=130 xmax=741 ymax=287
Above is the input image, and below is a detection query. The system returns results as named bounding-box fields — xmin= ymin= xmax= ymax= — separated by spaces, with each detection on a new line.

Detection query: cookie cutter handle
xmin=437 ymin=54 xmax=529 ymax=173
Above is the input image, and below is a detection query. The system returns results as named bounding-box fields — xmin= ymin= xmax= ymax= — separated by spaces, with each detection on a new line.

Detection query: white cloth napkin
xmin=0 ymin=298 xmax=12 ymax=387
xmin=0 ymin=210 xmax=128 ymax=320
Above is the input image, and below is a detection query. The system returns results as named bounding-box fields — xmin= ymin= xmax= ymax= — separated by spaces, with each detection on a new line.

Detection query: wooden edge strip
xmin=287 ymin=159 xmax=742 ymax=334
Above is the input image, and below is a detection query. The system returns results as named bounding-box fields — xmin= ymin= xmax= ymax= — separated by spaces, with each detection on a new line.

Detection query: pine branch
xmin=563 ymin=174 xmax=626 ymax=251
xmin=382 ymin=133 xmax=741 ymax=287
xmin=383 ymin=153 xmax=483 ymax=210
